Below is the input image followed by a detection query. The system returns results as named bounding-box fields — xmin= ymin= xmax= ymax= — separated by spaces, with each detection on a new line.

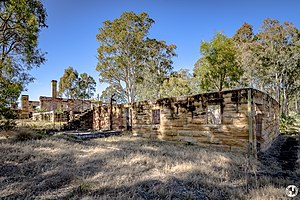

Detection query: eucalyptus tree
xmin=254 ymin=19 xmax=300 ymax=115
xmin=96 ymin=12 xmax=176 ymax=103
xmin=233 ymin=23 xmax=260 ymax=88
xmin=160 ymin=69 xmax=196 ymax=98
xmin=77 ymin=73 xmax=96 ymax=101
xmin=194 ymin=32 xmax=242 ymax=92
xmin=58 ymin=67 xmax=79 ymax=99
xmin=137 ymin=39 xmax=176 ymax=100
xmin=0 ymin=0 xmax=47 ymax=128
xmin=59 ymin=67 xmax=96 ymax=101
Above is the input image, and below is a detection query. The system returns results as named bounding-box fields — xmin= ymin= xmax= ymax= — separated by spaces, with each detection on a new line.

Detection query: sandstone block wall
xmin=39 ymin=97 xmax=91 ymax=112
xmin=21 ymin=95 xmax=29 ymax=119
xmin=132 ymin=89 xmax=251 ymax=151
xmin=32 ymin=111 xmax=69 ymax=122
xmin=252 ymin=90 xmax=280 ymax=152
xmin=93 ymin=104 xmax=128 ymax=131
xmin=90 ymin=88 xmax=279 ymax=153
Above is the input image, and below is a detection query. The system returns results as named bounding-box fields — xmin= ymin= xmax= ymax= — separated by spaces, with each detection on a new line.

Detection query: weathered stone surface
xmin=89 ymin=88 xmax=279 ymax=154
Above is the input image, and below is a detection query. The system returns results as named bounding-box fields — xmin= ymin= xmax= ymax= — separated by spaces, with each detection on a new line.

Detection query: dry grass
xmin=15 ymin=119 xmax=66 ymax=130
xmin=0 ymin=133 xmax=299 ymax=199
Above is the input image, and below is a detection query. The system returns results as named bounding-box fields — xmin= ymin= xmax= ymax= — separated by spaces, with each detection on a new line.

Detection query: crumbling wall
xmin=32 ymin=111 xmax=69 ymax=122
xmin=21 ymin=95 xmax=29 ymax=119
xmin=253 ymin=90 xmax=280 ymax=152
xmin=90 ymin=88 xmax=279 ymax=153
xmin=131 ymin=88 xmax=279 ymax=152
xmin=40 ymin=97 xmax=91 ymax=112
xmin=132 ymin=101 xmax=161 ymax=137
xmin=132 ymin=89 xmax=251 ymax=151
xmin=93 ymin=104 xmax=127 ymax=131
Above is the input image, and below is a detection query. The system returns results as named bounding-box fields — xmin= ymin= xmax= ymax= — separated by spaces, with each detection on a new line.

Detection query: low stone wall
xmin=132 ymin=89 xmax=250 ymax=151
xmin=39 ymin=97 xmax=92 ymax=112
xmin=32 ymin=111 xmax=69 ymax=122
xmin=90 ymin=88 xmax=280 ymax=153
xmin=93 ymin=104 xmax=128 ymax=131
xmin=131 ymin=88 xmax=279 ymax=153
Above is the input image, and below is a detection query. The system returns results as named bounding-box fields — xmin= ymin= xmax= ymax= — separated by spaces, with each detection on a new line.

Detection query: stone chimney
xmin=51 ymin=80 xmax=57 ymax=99
xmin=21 ymin=95 xmax=29 ymax=111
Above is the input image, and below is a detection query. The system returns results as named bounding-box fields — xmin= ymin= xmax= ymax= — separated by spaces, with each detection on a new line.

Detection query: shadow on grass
xmin=0 ymin=135 xmax=298 ymax=199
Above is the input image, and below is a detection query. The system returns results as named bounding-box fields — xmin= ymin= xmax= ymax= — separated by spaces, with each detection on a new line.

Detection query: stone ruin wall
xmin=40 ymin=97 xmax=91 ymax=112
xmin=90 ymin=88 xmax=280 ymax=152
xmin=252 ymin=90 xmax=280 ymax=152
xmin=32 ymin=111 xmax=69 ymax=122
xmin=20 ymin=95 xmax=29 ymax=119
xmin=132 ymin=89 xmax=252 ymax=152
xmin=22 ymin=88 xmax=280 ymax=153
xmin=93 ymin=104 xmax=129 ymax=131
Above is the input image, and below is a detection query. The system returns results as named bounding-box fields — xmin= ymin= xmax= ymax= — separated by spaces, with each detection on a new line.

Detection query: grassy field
xmin=0 ymin=130 xmax=299 ymax=199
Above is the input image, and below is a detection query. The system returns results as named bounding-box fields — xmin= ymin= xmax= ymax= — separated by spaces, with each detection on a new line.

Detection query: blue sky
xmin=23 ymin=0 xmax=300 ymax=101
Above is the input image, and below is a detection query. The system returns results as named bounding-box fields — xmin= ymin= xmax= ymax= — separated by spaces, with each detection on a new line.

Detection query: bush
xmin=0 ymin=119 xmax=16 ymax=131
xmin=15 ymin=128 xmax=47 ymax=141
xmin=280 ymin=113 xmax=297 ymax=134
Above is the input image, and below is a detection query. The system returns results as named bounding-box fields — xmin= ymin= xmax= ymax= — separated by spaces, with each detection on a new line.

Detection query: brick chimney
xmin=51 ymin=80 xmax=57 ymax=99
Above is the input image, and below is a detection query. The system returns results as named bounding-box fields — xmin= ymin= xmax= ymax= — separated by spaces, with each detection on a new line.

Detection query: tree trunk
xmin=282 ymin=88 xmax=289 ymax=116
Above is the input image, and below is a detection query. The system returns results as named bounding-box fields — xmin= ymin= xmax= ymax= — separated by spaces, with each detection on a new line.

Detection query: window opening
xmin=207 ymin=105 xmax=221 ymax=124
xmin=152 ymin=109 xmax=160 ymax=124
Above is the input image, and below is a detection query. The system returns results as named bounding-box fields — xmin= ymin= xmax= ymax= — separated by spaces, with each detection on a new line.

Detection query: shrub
xmin=15 ymin=128 xmax=47 ymax=141
xmin=0 ymin=104 xmax=18 ymax=131
xmin=280 ymin=113 xmax=297 ymax=134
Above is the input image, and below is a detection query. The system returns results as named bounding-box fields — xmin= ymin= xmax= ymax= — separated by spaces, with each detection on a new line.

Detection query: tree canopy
xmin=58 ymin=67 xmax=79 ymax=99
xmin=0 ymin=0 xmax=47 ymax=128
xmin=96 ymin=12 xmax=176 ymax=103
xmin=160 ymin=69 xmax=196 ymax=98
xmin=58 ymin=67 xmax=96 ymax=100
xmin=195 ymin=32 xmax=242 ymax=92
xmin=233 ymin=19 xmax=300 ymax=115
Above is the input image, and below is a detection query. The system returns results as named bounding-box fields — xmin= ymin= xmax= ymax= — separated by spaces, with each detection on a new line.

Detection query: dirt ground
xmin=0 ymin=132 xmax=299 ymax=200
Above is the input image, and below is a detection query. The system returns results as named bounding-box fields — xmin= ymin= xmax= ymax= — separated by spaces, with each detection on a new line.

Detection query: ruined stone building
xmin=21 ymin=80 xmax=92 ymax=119
xmin=21 ymin=84 xmax=280 ymax=153
xmin=91 ymin=88 xmax=280 ymax=153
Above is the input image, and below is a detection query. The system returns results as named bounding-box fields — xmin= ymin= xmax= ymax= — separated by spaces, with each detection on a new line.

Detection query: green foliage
xmin=0 ymin=0 xmax=47 ymax=128
xmin=0 ymin=114 xmax=16 ymax=131
xmin=100 ymin=85 xmax=126 ymax=104
xmin=233 ymin=23 xmax=259 ymax=88
xmin=35 ymin=108 xmax=47 ymax=113
xmin=58 ymin=67 xmax=96 ymax=100
xmin=14 ymin=128 xmax=47 ymax=141
xmin=96 ymin=12 xmax=176 ymax=103
xmin=77 ymin=73 xmax=96 ymax=100
xmin=195 ymin=32 xmax=242 ymax=92
xmin=0 ymin=79 xmax=20 ymax=130
xmin=160 ymin=69 xmax=198 ymax=98
xmin=234 ymin=19 xmax=300 ymax=115
xmin=136 ymin=39 xmax=176 ymax=101
xmin=280 ymin=113 xmax=297 ymax=134
xmin=255 ymin=19 xmax=300 ymax=115
xmin=58 ymin=67 xmax=79 ymax=99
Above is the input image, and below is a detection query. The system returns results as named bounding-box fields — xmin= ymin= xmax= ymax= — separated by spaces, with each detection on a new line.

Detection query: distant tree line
xmin=97 ymin=13 xmax=300 ymax=117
